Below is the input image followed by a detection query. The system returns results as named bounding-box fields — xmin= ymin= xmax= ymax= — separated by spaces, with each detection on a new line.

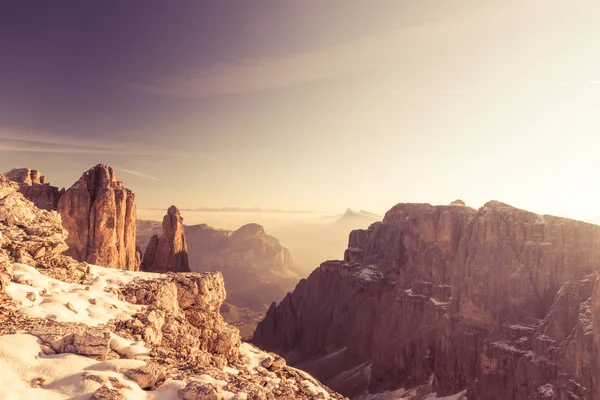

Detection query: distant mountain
xmin=137 ymin=219 xmax=300 ymax=311
xmin=320 ymin=208 xmax=381 ymax=222
xmin=185 ymin=223 xmax=300 ymax=309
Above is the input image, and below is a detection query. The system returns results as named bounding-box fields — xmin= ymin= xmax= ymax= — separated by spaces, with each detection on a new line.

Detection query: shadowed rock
xmin=141 ymin=205 xmax=190 ymax=273
xmin=253 ymin=201 xmax=600 ymax=399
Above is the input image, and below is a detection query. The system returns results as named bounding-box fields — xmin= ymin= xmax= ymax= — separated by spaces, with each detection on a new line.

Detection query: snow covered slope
xmin=0 ymin=176 xmax=345 ymax=400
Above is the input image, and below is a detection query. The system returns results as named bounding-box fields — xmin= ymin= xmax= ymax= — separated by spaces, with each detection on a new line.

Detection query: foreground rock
xmin=0 ymin=174 xmax=87 ymax=286
xmin=0 ymin=177 xmax=345 ymax=399
xmin=4 ymin=167 xmax=64 ymax=211
xmin=140 ymin=206 xmax=190 ymax=273
xmin=57 ymin=164 xmax=138 ymax=271
xmin=253 ymin=201 xmax=600 ymax=399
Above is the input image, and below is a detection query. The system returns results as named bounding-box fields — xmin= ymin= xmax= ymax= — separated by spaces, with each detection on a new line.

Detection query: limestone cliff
xmin=57 ymin=164 xmax=138 ymax=271
xmin=253 ymin=201 xmax=600 ymax=399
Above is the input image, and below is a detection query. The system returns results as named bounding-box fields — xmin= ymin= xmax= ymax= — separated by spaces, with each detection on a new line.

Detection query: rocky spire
xmin=56 ymin=164 xmax=138 ymax=270
xmin=3 ymin=168 xmax=64 ymax=211
xmin=141 ymin=205 xmax=190 ymax=273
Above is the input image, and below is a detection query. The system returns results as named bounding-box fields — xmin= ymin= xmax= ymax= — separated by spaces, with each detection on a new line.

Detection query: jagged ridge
xmin=0 ymin=176 xmax=345 ymax=399
xmin=253 ymin=200 xmax=600 ymax=399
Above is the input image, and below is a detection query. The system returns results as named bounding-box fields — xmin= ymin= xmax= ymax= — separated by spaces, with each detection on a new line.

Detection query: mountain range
xmin=4 ymin=164 xmax=600 ymax=399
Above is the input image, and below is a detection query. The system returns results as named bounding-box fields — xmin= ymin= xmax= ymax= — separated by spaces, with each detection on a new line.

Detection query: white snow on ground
xmin=0 ymin=333 xmax=185 ymax=400
xmin=356 ymin=385 xmax=467 ymax=400
xmin=5 ymin=263 xmax=160 ymax=326
xmin=355 ymin=387 xmax=407 ymax=400
xmin=239 ymin=343 xmax=282 ymax=390
xmin=239 ymin=342 xmax=271 ymax=369
xmin=423 ymin=390 xmax=467 ymax=400
xmin=109 ymin=332 xmax=151 ymax=359
xmin=354 ymin=265 xmax=383 ymax=281
xmin=239 ymin=343 xmax=330 ymax=398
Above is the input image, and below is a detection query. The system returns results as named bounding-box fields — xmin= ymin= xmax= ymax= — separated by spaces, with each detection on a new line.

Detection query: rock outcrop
xmin=57 ymin=164 xmax=138 ymax=271
xmin=253 ymin=201 xmax=600 ymax=399
xmin=0 ymin=174 xmax=88 ymax=289
xmin=3 ymin=168 xmax=64 ymax=211
xmin=0 ymin=175 xmax=345 ymax=399
xmin=140 ymin=206 xmax=190 ymax=273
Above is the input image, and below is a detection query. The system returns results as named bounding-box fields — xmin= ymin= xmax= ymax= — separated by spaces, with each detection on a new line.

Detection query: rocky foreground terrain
xmin=5 ymin=165 xmax=139 ymax=271
xmin=253 ymin=200 xmax=600 ymax=399
xmin=0 ymin=174 xmax=344 ymax=399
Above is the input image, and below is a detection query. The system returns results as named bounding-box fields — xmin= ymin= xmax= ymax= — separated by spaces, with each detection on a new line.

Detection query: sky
xmin=2 ymin=0 xmax=600 ymax=219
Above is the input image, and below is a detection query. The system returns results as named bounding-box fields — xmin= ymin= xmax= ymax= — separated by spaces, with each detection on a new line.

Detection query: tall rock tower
xmin=141 ymin=205 xmax=190 ymax=273
xmin=57 ymin=164 xmax=138 ymax=270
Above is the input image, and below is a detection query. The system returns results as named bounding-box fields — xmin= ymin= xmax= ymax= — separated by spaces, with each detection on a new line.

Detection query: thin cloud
xmin=141 ymin=206 xmax=317 ymax=214
xmin=0 ymin=130 xmax=162 ymax=156
xmin=113 ymin=168 xmax=157 ymax=181
xmin=130 ymin=29 xmax=409 ymax=99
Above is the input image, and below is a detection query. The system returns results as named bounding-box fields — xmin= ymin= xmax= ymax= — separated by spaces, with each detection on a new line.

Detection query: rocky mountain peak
xmin=232 ymin=223 xmax=266 ymax=238
xmin=140 ymin=205 xmax=190 ymax=273
xmin=3 ymin=167 xmax=64 ymax=211
xmin=4 ymin=168 xmax=43 ymax=185
xmin=57 ymin=164 xmax=137 ymax=270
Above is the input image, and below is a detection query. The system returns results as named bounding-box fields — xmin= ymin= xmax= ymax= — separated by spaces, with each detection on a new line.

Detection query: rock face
xmin=4 ymin=168 xmax=64 ymax=211
xmin=0 ymin=176 xmax=345 ymax=399
xmin=0 ymin=174 xmax=88 ymax=289
xmin=253 ymin=201 xmax=600 ymax=399
xmin=57 ymin=164 xmax=138 ymax=270
xmin=140 ymin=206 xmax=190 ymax=273
xmin=138 ymin=221 xmax=299 ymax=310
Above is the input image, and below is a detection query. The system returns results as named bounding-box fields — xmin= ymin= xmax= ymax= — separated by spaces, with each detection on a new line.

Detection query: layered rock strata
xmin=253 ymin=201 xmax=600 ymax=399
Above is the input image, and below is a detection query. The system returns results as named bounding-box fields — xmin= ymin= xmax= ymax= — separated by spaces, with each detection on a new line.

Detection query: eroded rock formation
xmin=184 ymin=223 xmax=299 ymax=310
xmin=0 ymin=174 xmax=88 ymax=288
xmin=140 ymin=206 xmax=190 ymax=273
xmin=0 ymin=175 xmax=345 ymax=399
xmin=57 ymin=164 xmax=138 ymax=270
xmin=253 ymin=201 xmax=600 ymax=399
xmin=3 ymin=168 xmax=64 ymax=211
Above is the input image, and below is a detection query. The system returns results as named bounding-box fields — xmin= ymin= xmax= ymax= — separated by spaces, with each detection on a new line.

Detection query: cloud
xmin=130 ymin=29 xmax=409 ymax=99
xmin=140 ymin=206 xmax=317 ymax=214
xmin=113 ymin=168 xmax=157 ymax=180
xmin=0 ymin=130 xmax=161 ymax=156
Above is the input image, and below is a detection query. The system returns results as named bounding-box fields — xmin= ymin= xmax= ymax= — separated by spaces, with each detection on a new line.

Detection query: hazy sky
xmin=2 ymin=1 xmax=600 ymax=219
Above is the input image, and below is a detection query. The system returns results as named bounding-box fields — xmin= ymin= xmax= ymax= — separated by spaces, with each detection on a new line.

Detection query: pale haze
xmin=2 ymin=1 xmax=600 ymax=219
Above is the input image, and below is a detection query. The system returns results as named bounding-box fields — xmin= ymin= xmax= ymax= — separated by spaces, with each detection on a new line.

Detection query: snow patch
xmin=6 ymin=263 xmax=159 ymax=326
xmin=354 ymin=265 xmax=383 ymax=281
xmin=0 ymin=333 xmax=175 ymax=400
